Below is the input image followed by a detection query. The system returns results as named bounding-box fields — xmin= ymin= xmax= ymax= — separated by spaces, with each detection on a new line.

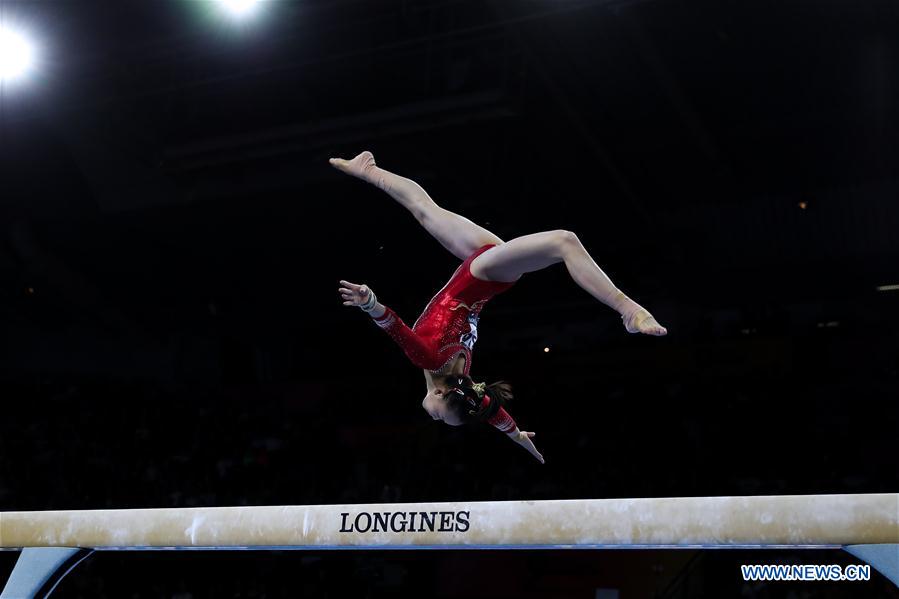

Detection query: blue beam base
xmin=1 ymin=548 xmax=91 ymax=599
xmin=844 ymin=544 xmax=899 ymax=587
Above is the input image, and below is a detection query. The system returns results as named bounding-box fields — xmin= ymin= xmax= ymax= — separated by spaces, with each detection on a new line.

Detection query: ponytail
xmin=435 ymin=374 xmax=513 ymax=424
xmin=486 ymin=380 xmax=513 ymax=405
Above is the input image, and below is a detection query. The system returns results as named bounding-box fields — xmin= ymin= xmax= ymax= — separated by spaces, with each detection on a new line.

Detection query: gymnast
xmin=332 ymin=151 xmax=666 ymax=463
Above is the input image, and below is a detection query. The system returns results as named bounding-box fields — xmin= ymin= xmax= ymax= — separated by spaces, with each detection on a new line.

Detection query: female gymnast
xmin=332 ymin=151 xmax=666 ymax=463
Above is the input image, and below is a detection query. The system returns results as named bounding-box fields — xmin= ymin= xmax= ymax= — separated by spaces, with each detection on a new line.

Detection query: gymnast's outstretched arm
xmin=338 ymin=280 xmax=440 ymax=371
xmin=330 ymin=151 xmax=502 ymax=261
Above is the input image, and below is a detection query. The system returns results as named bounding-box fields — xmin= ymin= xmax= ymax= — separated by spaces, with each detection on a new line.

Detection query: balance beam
xmin=1 ymin=493 xmax=897 ymax=597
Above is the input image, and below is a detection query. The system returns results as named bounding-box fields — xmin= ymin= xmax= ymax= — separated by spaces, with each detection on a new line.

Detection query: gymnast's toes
xmin=649 ymin=322 xmax=668 ymax=336
xmin=641 ymin=316 xmax=667 ymax=336
xmin=623 ymin=310 xmax=667 ymax=336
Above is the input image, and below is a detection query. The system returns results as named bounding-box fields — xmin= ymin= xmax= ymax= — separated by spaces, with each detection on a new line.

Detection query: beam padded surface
xmin=0 ymin=494 xmax=896 ymax=549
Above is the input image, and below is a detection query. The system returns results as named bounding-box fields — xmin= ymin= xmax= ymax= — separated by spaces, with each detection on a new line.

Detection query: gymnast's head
xmin=422 ymin=374 xmax=512 ymax=427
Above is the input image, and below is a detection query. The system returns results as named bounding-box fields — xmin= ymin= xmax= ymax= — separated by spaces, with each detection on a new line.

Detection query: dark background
xmin=1 ymin=0 xmax=897 ymax=597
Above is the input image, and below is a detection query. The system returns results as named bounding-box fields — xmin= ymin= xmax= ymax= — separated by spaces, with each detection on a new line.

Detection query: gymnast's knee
xmin=411 ymin=196 xmax=439 ymax=223
xmin=553 ymin=230 xmax=581 ymax=257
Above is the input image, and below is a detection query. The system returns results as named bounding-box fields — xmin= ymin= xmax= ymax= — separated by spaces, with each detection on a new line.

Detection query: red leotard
xmin=371 ymin=244 xmax=517 ymax=432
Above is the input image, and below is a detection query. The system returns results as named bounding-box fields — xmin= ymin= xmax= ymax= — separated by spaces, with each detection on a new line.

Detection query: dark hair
xmin=433 ymin=374 xmax=513 ymax=424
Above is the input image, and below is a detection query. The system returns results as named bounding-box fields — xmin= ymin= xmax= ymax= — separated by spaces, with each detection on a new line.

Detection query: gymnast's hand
xmin=338 ymin=280 xmax=372 ymax=307
xmin=329 ymin=151 xmax=378 ymax=182
xmin=512 ymin=430 xmax=544 ymax=464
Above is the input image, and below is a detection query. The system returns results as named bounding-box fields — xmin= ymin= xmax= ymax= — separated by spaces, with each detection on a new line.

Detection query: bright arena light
xmin=218 ymin=0 xmax=264 ymax=18
xmin=0 ymin=26 xmax=36 ymax=83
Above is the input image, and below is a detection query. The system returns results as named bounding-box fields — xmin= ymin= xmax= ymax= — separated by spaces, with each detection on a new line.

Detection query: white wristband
xmin=360 ymin=289 xmax=378 ymax=312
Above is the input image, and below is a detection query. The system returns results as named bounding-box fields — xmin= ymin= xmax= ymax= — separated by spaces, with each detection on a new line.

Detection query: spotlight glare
xmin=0 ymin=26 xmax=36 ymax=83
xmin=876 ymin=283 xmax=899 ymax=292
xmin=218 ymin=0 xmax=263 ymax=18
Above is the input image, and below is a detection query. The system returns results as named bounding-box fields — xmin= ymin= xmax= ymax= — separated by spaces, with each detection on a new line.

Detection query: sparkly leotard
xmin=372 ymin=244 xmax=517 ymax=432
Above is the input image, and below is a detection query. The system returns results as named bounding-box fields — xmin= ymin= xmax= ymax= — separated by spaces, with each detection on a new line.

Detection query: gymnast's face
xmin=422 ymin=387 xmax=464 ymax=426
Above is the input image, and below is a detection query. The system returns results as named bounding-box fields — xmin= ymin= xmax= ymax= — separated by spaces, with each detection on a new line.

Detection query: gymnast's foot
xmin=329 ymin=151 xmax=378 ymax=183
xmin=622 ymin=307 xmax=667 ymax=336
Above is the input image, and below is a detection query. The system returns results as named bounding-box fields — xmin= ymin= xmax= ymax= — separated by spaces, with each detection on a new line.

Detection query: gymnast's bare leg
xmin=330 ymin=151 xmax=501 ymax=260
xmin=329 ymin=151 xmax=666 ymax=336
xmin=470 ymin=231 xmax=666 ymax=335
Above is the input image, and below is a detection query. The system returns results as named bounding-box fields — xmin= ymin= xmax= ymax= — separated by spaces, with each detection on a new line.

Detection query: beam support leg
xmin=844 ymin=544 xmax=899 ymax=587
xmin=1 ymin=548 xmax=91 ymax=598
